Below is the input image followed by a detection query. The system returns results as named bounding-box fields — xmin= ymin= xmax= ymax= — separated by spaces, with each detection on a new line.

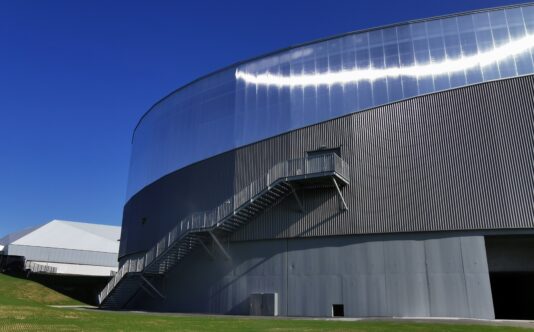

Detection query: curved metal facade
xmin=127 ymin=4 xmax=534 ymax=199
xmin=116 ymin=6 xmax=534 ymax=319
xmin=121 ymin=75 xmax=534 ymax=258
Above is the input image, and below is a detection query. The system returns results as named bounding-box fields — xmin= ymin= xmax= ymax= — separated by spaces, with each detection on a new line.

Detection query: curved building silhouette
xmin=101 ymin=3 xmax=534 ymax=319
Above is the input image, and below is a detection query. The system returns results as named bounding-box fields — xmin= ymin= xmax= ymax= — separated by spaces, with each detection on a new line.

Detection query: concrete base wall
xmin=127 ymin=233 xmax=494 ymax=319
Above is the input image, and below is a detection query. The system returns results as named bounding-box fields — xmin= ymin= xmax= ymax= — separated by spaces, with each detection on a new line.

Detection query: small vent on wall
xmin=249 ymin=293 xmax=278 ymax=316
xmin=332 ymin=304 xmax=344 ymax=317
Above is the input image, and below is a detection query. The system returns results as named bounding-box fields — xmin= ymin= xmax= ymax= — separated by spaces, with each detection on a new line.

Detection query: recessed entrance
xmin=485 ymin=235 xmax=534 ymax=319
xmin=490 ymin=272 xmax=534 ymax=319
xmin=332 ymin=304 xmax=344 ymax=317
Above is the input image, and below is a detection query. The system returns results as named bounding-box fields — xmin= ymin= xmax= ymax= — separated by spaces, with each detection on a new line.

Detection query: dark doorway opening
xmin=485 ymin=235 xmax=534 ymax=320
xmin=332 ymin=304 xmax=344 ymax=317
xmin=490 ymin=272 xmax=534 ymax=320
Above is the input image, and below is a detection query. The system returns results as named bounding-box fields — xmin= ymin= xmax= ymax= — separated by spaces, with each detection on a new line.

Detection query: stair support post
xmin=209 ymin=231 xmax=231 ymax=261
xmin=287 ymin=183 xmax=305 ymax=213
xmin=140 ymin=275 xmax=165 ymax=299
xmin=198 ymin=238 xmax=216 ymax=260
xmin=332 ymin=177 xmax=348 ymax=211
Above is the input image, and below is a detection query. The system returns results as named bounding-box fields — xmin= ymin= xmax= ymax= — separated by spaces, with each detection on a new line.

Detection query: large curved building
xmin=101 ymin=4 xmax=534 ymax=319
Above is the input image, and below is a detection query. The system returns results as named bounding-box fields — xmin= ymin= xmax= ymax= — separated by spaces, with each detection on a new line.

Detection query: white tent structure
xmin=0 ymin=220 xmax=120 ymax=277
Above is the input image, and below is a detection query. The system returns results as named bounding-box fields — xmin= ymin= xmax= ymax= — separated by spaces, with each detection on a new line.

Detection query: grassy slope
xmin=0 ymin=273 xmax=81 ymax=306
xmin=0 ymin=273 xmax=531 ymax=331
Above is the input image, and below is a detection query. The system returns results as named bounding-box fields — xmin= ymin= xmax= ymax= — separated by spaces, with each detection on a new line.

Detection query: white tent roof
xmin=0 ymin=224 xmax=42 ymax=247
xmin=2 ymin=220 xmax=120 ymax=254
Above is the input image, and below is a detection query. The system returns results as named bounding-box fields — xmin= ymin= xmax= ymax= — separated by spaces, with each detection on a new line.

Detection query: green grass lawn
xmin=0 ymin=273 xmax=531 ymax=332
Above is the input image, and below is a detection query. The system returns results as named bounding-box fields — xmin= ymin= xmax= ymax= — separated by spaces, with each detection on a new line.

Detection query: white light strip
xmin=235 ymin=34 xmax=534 ymax=87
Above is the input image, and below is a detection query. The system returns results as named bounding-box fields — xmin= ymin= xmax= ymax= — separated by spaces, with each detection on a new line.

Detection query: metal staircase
xmin=99 ymin=152 xmax=350 ymax=309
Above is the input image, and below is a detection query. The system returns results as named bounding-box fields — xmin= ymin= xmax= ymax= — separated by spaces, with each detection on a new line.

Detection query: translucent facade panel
xmin=127 ymin=4 xmax=534 ymax=200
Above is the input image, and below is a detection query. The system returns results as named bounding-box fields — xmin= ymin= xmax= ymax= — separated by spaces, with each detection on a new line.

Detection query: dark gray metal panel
xmin=231 ymin=75 xmax=534 ymax=241
xmin=126 ymin=233 xmax=493 ymax=319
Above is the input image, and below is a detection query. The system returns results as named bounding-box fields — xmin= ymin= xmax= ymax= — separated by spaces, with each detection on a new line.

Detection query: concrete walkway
xmin=56 ymin=306 xmax=534 ymax=329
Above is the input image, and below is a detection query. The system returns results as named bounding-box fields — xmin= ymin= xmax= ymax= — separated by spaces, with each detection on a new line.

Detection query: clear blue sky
xmin=0 ymin=0 xmax=522 ymax=235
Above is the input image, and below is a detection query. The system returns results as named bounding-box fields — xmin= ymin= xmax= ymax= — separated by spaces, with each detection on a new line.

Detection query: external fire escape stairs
xmin=99 ymin=153 xmax=350 ymax=310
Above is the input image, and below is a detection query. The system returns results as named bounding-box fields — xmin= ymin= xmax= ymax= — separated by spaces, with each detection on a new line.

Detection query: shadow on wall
xmin=231 ymin=187 xmax=342 ymax=241
xmin=209 ymin=254 xmax=276 ymax=315
xmin=227 ymin=297 xmax=250 ymax=316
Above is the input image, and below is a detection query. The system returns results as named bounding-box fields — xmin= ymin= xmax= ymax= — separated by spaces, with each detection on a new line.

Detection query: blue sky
xmin=0 ymin=0 xmax=522 ymax=235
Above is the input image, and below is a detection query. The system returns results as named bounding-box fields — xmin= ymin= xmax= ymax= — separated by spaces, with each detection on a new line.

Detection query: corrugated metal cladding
xmin=7 ymin=245 xmax=118 ymax=267
xmin=231 ymin=75 xmax=534 ymax=241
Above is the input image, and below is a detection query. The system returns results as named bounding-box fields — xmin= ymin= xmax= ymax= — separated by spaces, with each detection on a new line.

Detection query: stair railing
xmin=99 ymin=152 xmax=349 ymax=304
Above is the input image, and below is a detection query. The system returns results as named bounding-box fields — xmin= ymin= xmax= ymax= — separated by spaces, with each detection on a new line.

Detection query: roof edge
xmin=131 ymin=2 xmax=534 ymax=143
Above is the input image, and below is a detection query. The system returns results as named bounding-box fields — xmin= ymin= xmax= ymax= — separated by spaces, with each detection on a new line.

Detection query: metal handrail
xmin=99 ymin=152 xmax=349 ymax=303
xmin=25 ymin=261 xmax=58 ymax=274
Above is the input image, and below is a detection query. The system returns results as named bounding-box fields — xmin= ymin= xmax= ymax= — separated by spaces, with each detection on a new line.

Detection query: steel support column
xmin=332 ymin=177 xmax=348 ymax=211
xmin=209 ymin=231 xmax=231 ymax=260
xmin=198 ymin=239 xmax=215 ymax=260
xmin=140 ymin=275 xmax=165 ymax=299
xmin=288 ymin=183 xmax=305 ymax=213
